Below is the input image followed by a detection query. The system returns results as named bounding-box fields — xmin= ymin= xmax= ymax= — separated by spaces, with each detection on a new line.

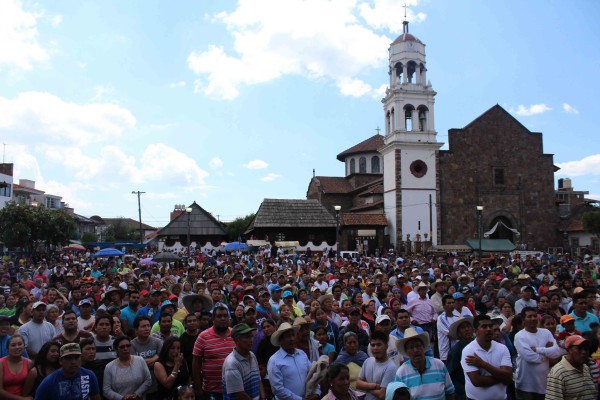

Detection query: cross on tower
xmin=375 ymin=126 xmax=381 ymax=135
xmin=403 ymin=1 xmax=409 ymax=21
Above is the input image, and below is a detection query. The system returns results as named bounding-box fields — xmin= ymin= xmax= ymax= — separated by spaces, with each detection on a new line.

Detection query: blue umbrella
xmin=94 ymin=248 xmax=125 ymax=257
xmin=224 ymin=242 xmax=248 ymax=252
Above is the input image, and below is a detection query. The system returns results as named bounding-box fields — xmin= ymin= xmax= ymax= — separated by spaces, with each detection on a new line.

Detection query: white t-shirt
xmin=514 ymin=328 xmax=562 ymax=394
xmin=461 ymin=339 xmax=511 ymax=400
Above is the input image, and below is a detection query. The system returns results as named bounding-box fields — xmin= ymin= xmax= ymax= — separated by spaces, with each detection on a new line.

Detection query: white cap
xmin=375 ymin=314 xmax=391 ymax=324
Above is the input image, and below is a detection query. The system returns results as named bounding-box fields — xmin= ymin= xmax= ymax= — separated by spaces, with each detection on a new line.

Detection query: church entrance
xmin=488 ymin=216 xmax=515 ymax=241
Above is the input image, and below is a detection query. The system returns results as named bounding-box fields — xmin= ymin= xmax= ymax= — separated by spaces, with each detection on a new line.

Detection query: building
xmin=12 ymin=179 xmax=64 ymax=209
xmin=0 ymin=164 xmax=14 ymax=210
xmin=90 ymin=216 xmax=156 ymax=242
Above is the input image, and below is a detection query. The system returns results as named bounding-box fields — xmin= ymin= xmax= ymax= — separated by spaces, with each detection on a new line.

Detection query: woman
xmin=546 ymin=292 xmax=565 ymax=321
xmin=103 ymin=335 xmax=152 ymax=400
xmin=256 ymin=319 xmax=277 ymax=400
xmin=387 ymin=298 xmax=402 ymax=323
xmin=278 ymin=304 xmax=295 ymax=325
xmin=111 ymin=315 xmax=123 ymax=337
xmin=154 ymin=337 xmax=191 ymax=400
xmin=536 ymin=294 xmax=553 ymax=321
xmin=361 ymin=300 xmax=376 ymax=334
xmin=499 ymin=302 xmax=514 ymax=334
xmin=231 ymin=305 xmax=245 ymax=326
xmin=351 ymin=293 xmax=363 ymax=307
xmin=9 ymin=300 xmax=32 ymax=334
xmin=537 ymin=275 xmax=551 ymax=296
xmin=334 ymin=332 xmax=368 ymax=390
xmin=311 ymin=307 xmax=340 ymax=351
xmin=322 ymin=363 xmax=361 ymax=400
xmin=44 ymin=304 xmax=63 ymax=336
xmin=22 ymin=341 xmax=60 ymax=397
xmin=227 ymin=292 xmax=239 ymax=314
xmin=0 ymin=334 xmax=33 ymax=400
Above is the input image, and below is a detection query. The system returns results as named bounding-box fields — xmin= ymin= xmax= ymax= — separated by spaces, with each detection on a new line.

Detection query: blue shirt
xmin=267 ymin=348 xmax=315 ymax=400
xmin=136 ymin=305 xmax=161 ymax=324
xmin=570 ymin=311 xmax=600 ymax=333
xmin=34 ymin=367 xmax=100 ymax=400
xmin=390 ymin=326 xmax=434 ymax=359
xmin=120 ymin=304 xmax=138 ymax=327
xmin=395 ymin=357 xmax=455 ymax=400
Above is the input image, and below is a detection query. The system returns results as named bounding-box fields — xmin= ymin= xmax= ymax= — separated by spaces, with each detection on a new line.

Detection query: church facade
xmin=308 ymin=20 xmax=561 ymax=252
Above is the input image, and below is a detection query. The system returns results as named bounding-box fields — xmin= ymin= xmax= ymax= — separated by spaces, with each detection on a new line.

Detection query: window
xmin=592 ymin=238 xmax=599 ymax=254
xmin=0 ymin=183 xmax=11 ymax=197
xmin=494 ymin=168 xmax=505 ymax=185
xmin=350 ymin=159 xmax=356 ymax=174
xmin=404 ymin=105 xmax=414 ymax=131
xmin=417 ymin=106 xmax=428 ymax=131
xmin=359 ymin=157 xmax=367 ymax=173
xmin=371 ymin=156 xmax=380 ymax=173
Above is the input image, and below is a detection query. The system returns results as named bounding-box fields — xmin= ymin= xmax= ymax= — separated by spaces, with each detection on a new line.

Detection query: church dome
xmin=392 ymin=32 xmax=422 ymax=45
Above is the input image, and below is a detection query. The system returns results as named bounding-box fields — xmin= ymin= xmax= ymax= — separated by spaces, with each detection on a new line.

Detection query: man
xmin=222 ymin=323 xmax=265 ymax=400
xmin=406 ymin=282 xmax=437 ymax=338
xmin=313 ymin=272 xmax=329 ymax=293
xmin=256 ymin=289 xmax=279 ymax=321
xmin=282 ymin=290 xmax=303 ymax=319
xmin=430 ymin=279 xmax=447 ymax=314
xmin=437 ymin=295 xmax=461 ymax=363
xmin=461 ymin=315 xmax=513 ymax=400
xmin=53 ymin=310 xmax=93 ymax=345
xmin=193 ymin=303 xmax=235 ymax=399
xmin=34 ymin=343 xmax=101 ymax=400
xmin=294 ymin=316 xmax=321 ymax=362
xmin=77 ymin=299 xmax=95 ymax=331
xmin=269 ymin=284 xmax=284 ymax=314
xmin=356 ymin=331 xmax=397 ymax=400
xmin=18 ymin=301 xmax=56 ymax=359
xmin=368 ymin=315 xmax=401 ymax=367
xmin=513 ymin=307 xmax=561 ymax=399
xmin=119 ymin=289 xmax=139 ymax=335
xmin=569 ymin=292 xmax=600 ymax=333
xmin=361 ymin=281 xmax=382 ymax=309
xmin=151 ymin=311 xmax=177 ymax=340
xmin=395 ymin=328 xmax=455 ymax=400
xmin=180 ymin=313 xmax=200 ymax=370
xmin=131 ymin=315 xmax=163 ymax=398
xmin=136 ymin=289 xmax=162 ymax=324
xmin=0 ymin=315 xmax=29 ymax=358
xmin=338 ymin=307 xmax=370 ymax=353
xmin=150 ymin=300 xmax=185 ymax=336
xmin=545 ymin=335 xmax=597 ymax=400
xmin=515 ymin=286 xmax=537 ymax=314
xmin=452 ymin=292 xmax=473 ymax=317
xmin=267 ymin=322 xmax=319 ymax=400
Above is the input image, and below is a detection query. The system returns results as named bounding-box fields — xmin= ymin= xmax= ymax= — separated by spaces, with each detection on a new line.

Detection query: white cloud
xmin=50 ymin=14 xmax=62 ymax=27
xmin=169 ymin=81 xmax=186 ymax=88
xmin=0 ymin=0 xmax=49 ymax=70
xmin=0 ymin=91 xmax=136 ymax=146
xmin=562 ymin=103 xmax=579 ymax=114
xmin=243 ymin=159 xmax=268 ymax=169
xmin=556 ymin=154 xmax=600 ymax=177
xmin=187 ymin=0 xmax=424 ymax=99
xmin=261 ymin=173 xmax=281 ymax=182
xmin=509 ymin=104 xmax=552 ymax=117
xmin=208 ymin=156 xmax=223 ymax=169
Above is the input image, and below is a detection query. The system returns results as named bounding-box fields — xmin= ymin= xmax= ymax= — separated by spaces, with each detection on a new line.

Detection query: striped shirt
xmin=222 ymin=348 xmax=260 ymax=400
xmin=395 ymin=357 xmax=455 ymax=400
xmin=193 ymin=327 xmax=235 ymax=393
xmin=546 ymin=356 xmax=597 ymax=400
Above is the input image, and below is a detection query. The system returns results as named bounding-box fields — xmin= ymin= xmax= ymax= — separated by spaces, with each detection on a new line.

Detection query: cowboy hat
xmin=317 ymin=294 xmax=334 ymax=304
xmin=430 ymin=279 xmax=445 ymax=291
xmin=293 ymin=316 xmax=309 ymax=327
xmin=448 ymin=317 xmax=474 ymax=340
xmin=413 ymin=281 xmax=429 ymax=293
xmin=500 ymin=278 xmax=513 ymax=287
xmin=457 ymin=274 xmax=471 ymax=285
xmin=270 ymin=322 xmax=298 ymax=346
xmin=182 ymin=294 xmax=213 ymax=313
xmin=396 ymin=328 xmax=430 ymax=357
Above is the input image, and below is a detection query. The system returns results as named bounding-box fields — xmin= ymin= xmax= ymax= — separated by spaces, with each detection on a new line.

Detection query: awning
xmin=429 ymin=245 xmax=472 ymax=253
xmin=246 ymin=240 xmax=269 ymax=247
xmin=466 ymin=239 xmax=516 ymax=252
xmin=275 ymin=241 xmax=300 ymax=248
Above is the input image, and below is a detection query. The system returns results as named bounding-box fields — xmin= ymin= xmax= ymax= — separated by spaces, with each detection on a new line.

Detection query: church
xmin=307 ymin=19 xmax=560 ymax=253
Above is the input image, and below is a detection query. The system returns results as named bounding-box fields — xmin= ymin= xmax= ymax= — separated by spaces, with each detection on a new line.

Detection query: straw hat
xmin=458 ymin=275 xmax=471 ymax=285
xmin=396 ymin=328 xmax=430 ymax=357
xmin=182 ymin=294 xmax=213 ymax=313
xmin=317 ymin=294 xmax=334 ymax=304
xmin=270 ymin=322 xmax=298 ymax=346
xmin=430 ymin=279 xmax=445 ymax=291
xmin=413 ymin=281 xmax=429 ymax=293
xmin=448 ymin=317 xmax=474 ymax=340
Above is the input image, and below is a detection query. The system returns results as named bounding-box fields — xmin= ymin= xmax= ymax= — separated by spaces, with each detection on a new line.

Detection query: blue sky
xmin=1 ymin=0 xmax=599 ymax=228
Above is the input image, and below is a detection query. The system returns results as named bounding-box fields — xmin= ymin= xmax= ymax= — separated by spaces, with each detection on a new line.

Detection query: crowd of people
xmin=0 ymin=246 xmax=599 ymax=400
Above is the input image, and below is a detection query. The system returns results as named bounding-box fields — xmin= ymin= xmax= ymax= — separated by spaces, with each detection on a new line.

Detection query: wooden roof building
xmin=157 ymin=201 xmax=227 ymax=246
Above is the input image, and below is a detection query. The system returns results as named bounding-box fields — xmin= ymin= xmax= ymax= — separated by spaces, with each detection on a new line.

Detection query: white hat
xmin=413 ymin=281 xmax=429 ymax=292
xmin=396 ymin=328 xmax=430 ymax=357
xmin=270 ymin=322 xmax=298 ymax=346
xmin=375 ymin=314 xmax=391 ymax=325
xmin=448 ymin=317 xmax=474 ymax=340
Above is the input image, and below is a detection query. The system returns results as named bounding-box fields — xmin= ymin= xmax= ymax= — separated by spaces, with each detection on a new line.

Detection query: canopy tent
xmin=246 ymin=240 xmax=269 ymax=247
xmin=466 ymin=239 xmax=516 ymax=252
xmin=275 ymin=241 xmax=300 ymax=248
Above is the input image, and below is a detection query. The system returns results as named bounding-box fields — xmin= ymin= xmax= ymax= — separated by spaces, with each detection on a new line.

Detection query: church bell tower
xmin=380 ymin=19 xmax=442 ymax=250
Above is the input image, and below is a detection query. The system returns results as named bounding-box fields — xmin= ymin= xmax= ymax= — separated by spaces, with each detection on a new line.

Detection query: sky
xmin=1 ymin=0 xmax=599 ymax=228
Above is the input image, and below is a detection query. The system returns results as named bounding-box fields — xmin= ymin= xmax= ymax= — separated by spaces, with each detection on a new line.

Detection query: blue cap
xmin=283 ymin=290 xmax=293 ymax=298
xmin=269 ymin=284 xmax=282 ymax=292
xmin=452 ymin=293 xmax=465 ymax=299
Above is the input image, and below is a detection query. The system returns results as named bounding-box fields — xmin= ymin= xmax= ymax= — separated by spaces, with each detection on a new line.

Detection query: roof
xmin=247 ymin=199 xmax=337 ymax=230
xmin=314 ymin=176 xmax=354 ymax=194
xmin=466 ymin=239 xmax=516 ymax=252
xmin=357 ymin=183 xmax=383 ymax=197
xmin=340 ymin=213 xmax=387 ymax=226
xmin=97 ymin=217 xmax=156 ymax=231
xmin=158 ymin=201 xmax=227 ymax=236
xmin=349 ymin=200 xmax=384 ymax=212
xmin=391 ymin=32 xmax=423 ymax=45
xmin=13 ymin=184 xmax=45 ymax=194
xmin=336 ymin=134 xmax=384 ymax=161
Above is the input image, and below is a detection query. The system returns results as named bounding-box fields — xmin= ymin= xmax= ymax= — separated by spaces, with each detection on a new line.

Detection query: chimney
xmin=170 ymin=204 xmax=185 ymax=221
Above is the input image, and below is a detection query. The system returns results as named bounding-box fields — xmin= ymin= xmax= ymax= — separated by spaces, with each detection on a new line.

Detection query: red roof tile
xmin=315 ymin=177 xmax=354 ymax=194
xmin=337 ymin=135 xmax=384 ymax=161
xmin=340 ymin=213 xmax=387 ymax=226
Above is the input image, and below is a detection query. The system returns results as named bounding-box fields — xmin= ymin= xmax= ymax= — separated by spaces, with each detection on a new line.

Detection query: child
xmin=556 ymin=314 xmax=582 ymax=349
xmin=315 ymin=325 xmax=336 ymax=363
xmin=177 ymin=385 xmax=195 ymax=400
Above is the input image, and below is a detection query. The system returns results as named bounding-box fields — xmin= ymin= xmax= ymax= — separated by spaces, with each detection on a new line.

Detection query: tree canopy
xmin=0 ymin=202 xmax=77 ymax=252
xmin=582 ymin=210 xmax=600 ymax=236
xmin=103 ymin=218 xmax=140 ymax=242
xmin=226 ymin=213 xmax=255 ymax=241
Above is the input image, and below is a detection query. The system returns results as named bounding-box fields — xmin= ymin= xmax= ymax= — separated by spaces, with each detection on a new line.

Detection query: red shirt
xmin=192 ymin=327 xmax=235 ymax=393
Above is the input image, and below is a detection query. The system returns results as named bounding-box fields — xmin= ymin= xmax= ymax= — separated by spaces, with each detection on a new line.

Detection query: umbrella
xmin=93 ymin=248 xmax=125 ymax=258
xmin=140 ymin=257 xmax=157 ymax=266
xmin=65 ymin=244 xmax=86 ymax=251
xmin=224 ymin=242 xmax=249 ymax=252
xmin=152 ymin=252 xmax=181 ymax=262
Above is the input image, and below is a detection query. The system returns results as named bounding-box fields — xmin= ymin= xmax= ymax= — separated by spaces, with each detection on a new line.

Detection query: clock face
xmin=410 ymin=160 xmax=427 ymax=178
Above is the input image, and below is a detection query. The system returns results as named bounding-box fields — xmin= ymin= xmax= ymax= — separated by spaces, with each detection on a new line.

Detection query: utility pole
xmin=132 ymin=191 xmax=146 ymax=244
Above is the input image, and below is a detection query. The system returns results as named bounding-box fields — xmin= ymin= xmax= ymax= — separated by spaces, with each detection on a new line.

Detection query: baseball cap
xmin=60 ymin=343 xmax=82 ymax=358
xmin=460 ymin=287 xmax=471 ymax=294
xmin=520 ymin=286 xmax=534 ymax=293
xmin=452 ymin=292 xmax=465 ymax=300
xmin=310 ymin=286 xmax=320 ymax=293
xmin=269 ymin=284 xmax=282 ymax=292
xmin=565 ymin=335 xmax=589 ymax=349
xmin=560 ymin=315 xmax=575 ymax=325
xmin=243 ymin=295 xmax=255 ymax=302
xmin=283 ymin=290 xmax=293 ymax=298
xmin=231 ymin=323 xmax=256 ymax=339
xmin=32 ymin=301 xmax=46 ymax=309
xmin=243 ymin=305 xmax=256 ymax=314
xmin=375 ymin=314 xmax=391 ymax=324
xmin=139 ymin=290 xmax=149 ymax=296
xmin=168 ymin=294 xmax=178 ymax=302
xmin=78 ymin=299 xmax=92 ymax=307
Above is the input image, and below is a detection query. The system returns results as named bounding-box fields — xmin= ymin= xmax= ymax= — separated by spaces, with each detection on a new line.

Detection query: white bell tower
xmin=380 ymin=19 xmax=442 ymax=250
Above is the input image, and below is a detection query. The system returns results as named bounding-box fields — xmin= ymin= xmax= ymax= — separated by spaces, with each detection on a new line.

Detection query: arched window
xmin=371 ymin=156 xmax=380 ymax=173
xmin=417 ymin=105 xmax=428 ymax=131
xmin=407 ymin=61 xmax=417 ymax=83
xmin=350 ymin=159 xmax=356 ymax=174
xmin=404 ymin=104 xmax=415 ymax=131
xmin=386 ymin=111 xmax=391 ymax=134
xmin=359 ymin=157 xmax=367 ymax=173
xmin=394 ymin=62 xmax=403 ymax=84
xmin=391 ymin=108 xmax=395 ymax=131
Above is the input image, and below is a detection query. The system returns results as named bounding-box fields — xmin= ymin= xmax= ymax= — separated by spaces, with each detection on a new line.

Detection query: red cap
xmin=168 ymin=294 xmax=178 ymax=302
xmin=139 ymin=290 xmax=149 ymax=296
xmin=565 ymin=335 xmax=589 ymax=349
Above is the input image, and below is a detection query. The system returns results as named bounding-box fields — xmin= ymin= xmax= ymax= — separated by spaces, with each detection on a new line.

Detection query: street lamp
xmin=476 ymin=205 xmax=484 ymax=257
xmin=334 ymin=205 xmax=341 ymax=255
xmin=186 ymin=207 xmax=192 ymax=256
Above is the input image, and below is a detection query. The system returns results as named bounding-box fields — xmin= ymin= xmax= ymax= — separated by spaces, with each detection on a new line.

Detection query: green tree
xmin=583 ymin=210 xmax=600 ymax=236
xmin=0 ymin=202 xmax=76 ymax=252
xmin=103 ymin=219 xmax=140 ymax=242
xmin=226 ymin=213 xmax=255 ymax=241
xmin=81 ymin=232 xmax=98 ymax=242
